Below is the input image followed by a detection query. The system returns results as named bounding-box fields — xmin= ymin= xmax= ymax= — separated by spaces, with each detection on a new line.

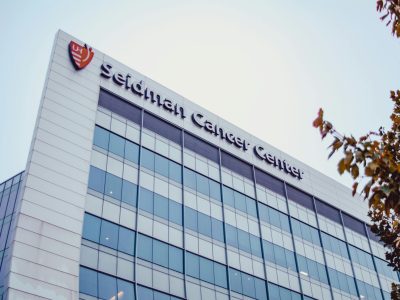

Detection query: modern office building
xmin=0 ymin=30 xmax=397 ymax=300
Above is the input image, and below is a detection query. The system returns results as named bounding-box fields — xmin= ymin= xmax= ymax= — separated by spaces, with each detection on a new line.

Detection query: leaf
xmin=352 ymin=182 xmax=358 ymax=196
xmin=351 ymin=165 xmax=359 ymax=179
xmin=338 ymin=159 xmax=346 ymax=174
xmin=312 ymin=108 xmax=324 ymax=128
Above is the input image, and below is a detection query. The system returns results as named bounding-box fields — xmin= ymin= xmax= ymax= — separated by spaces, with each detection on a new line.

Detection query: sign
xmin=69 ymin=41 xmax=94 ymax=70
xmin=99 ymin=62 xmax=304 ymax=179
xmin=100 ymin=63 xmax=186 ymax=119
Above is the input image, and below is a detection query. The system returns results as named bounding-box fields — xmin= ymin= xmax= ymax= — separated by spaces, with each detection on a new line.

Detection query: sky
xmin=0 ymin=0 xmax=399 ymax=189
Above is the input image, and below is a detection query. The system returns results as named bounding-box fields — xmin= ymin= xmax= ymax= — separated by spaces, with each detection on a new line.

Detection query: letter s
xmin=100 ymin=63 xmax=113 ymax=78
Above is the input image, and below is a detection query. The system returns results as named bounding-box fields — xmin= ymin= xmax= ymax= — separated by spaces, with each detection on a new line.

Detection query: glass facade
xmin=77 ymin=89 xmax=399 ymax=300
xmin=0 ymin=172 xmax=23 ymax=298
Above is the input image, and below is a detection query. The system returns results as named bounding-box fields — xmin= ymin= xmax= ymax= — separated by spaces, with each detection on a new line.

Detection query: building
xmin=0 ymin=30 xmax=397 ymax=300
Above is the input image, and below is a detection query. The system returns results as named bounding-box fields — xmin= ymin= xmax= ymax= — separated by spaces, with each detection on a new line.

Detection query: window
xmin=155 ymin=155 xmax=169 ymax=177
xmin=211 ymin=218 xmax=224 ymax=242
xmin=200 ymin=257 xmax=214 ymax=284
xmin=186 ymin=252 xmax=199 ymax=278
xmin=169 ymin=161 xmax=182 ymax=183
xmin=183 ymin=168 xmax=196 ymax=190
xmin=137 ymin=234 xmax=153 ymax=262
xmin=225 ymin=224 xmax=238 ymax=248
xmin=169 ymin=246 xmax=183 ymax=273
xmin=125 ymin=140 xmax=139 ymax=164
xmin=117 ymin=279 xmax=135 ymax=300
xmin=214 ymin=262 xmax=228 ymax=289
xmin=169 ymin=200 xmax=182 ymax=226
xmin=198 ymin=213 xmax=212 ymax=237
xmin=122 ymin=180 xmax=137 ymax=207
xmin=109 ymin=132 xmax=125 ymax=157
xmin=184 ymin=207 xmax=198 ymax=232
xmin=186 ymin=252 xmax=227 ymax=288
xmin=184 ymin=168 xmax=221 ymax=201
xmin=79 ymin=267 xmax=97 ymax=297
xmin=82 ymin=213 xmax=101 ymax=243
xmin=93 ymin=126 xmax=109 ymax=150
xmin=229 ymin=268 xmax=242 ymax=294
xmin=105 ymin=173 xmax=122 ymax=200
xmin=100 ymin=220 xmax=119 ymax=249
xmin=141 ymin=148 xmax=155 ymax=171
xmin=154 ymin=194 xmax=169 ymax=220
xmin=118 ymin=227 xmax=135 ymax=255
xmin=98 ymin=273 xmax=117 ymax=300
xmin=139 ymin=187 xmax=153 ymax=213
xmin=137 ymin=285 xmax=153 ymax=300
xmin=153 ymin=239 xmax=169 ymax=268
xmin=88 ymin=166 xmax=105 ymax=194
xmin=222 ymin=186 xmax=257 ymax=217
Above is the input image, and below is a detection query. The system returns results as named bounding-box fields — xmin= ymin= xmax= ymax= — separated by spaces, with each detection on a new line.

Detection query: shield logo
xmin=68 ymin=41 xmax=94 ymax=70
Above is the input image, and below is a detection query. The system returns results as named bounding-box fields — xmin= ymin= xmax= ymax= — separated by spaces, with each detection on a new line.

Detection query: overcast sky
xmin=1 ymin=1 xmax=399 ymax=190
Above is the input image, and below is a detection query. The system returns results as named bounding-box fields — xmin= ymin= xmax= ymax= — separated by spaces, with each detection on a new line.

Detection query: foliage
xmin=313 ymin=2 xmax=400 ymax=297
xmin=377 ymin=0 xmax=400 ymax=37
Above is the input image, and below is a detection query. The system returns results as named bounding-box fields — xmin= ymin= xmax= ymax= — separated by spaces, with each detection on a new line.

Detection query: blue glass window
xmin=105 ymin=173 xmax=122 ymax=200
xmin=137 ymin=285 xmax=153 ymax=300
xmin=82 ymin=213 xmax=100 ymax=243
xmin=109 ymin=133 xmax=125 ymax=157
xmin=246 ymin=197 xmax=257 ymax=217
xmin=185 ymin=207 xmax=198 ymax=231
xmin=255 ymin=278 xmax=267 ymax=300
xmin=169 ymin=246 xmax=183 ymax=273
xmin=118 ymin=227 xmax=135 ymax=255
xmin=209 ymin=180 xmax=221 ymax=201
xmin=183 ymin=168 xmax=196 ymax=190
xmin=186 ymin=252 xmax=199 ymax=278
xmin=169 ymin=161 xmax=182 ymax=183
xmin=100 ymin=220 xmax=119 ymax=249
xmin=153 ymin=239 xmax=169 ymax=268
xmin=222 ymin=186 xmax=234 ymax=207
xmin=79 ymin=267 xmax=97 ymax=297
xmin=125 ymin=140 xmax=139 ymax=164
xmin=88 ymin=166 xmax=105 ymax=194
xmin=117 ymin=279 xmax=135 ymax=300
xmin=200 ymin=257 xmax=214 ymax=284
xmin=141 ymin=149 xmax=155 ymax=171
xmin=169 ymin=201 xmax=182 ymax=225
xmin=211 ymin=218 xmax=224 ymax=242
xmin=198 ymin=213 xmax=212 ymax=237
xmin=122 ymin=180 xmax=137 ymax=207
xmin=229 ymin=268 xmax=242 ymax=294
xmin=238 ymin=230 xmax=251 ymax=253
xmin=93 ymin=126 xmax=109 ymax=150
xmin=214 ymin=263 xmax=228 ymax=289
xmin=139 ymin=187 xmax=153 ymax=213
xmin=138 ymin=234 xmax=153 ymax=262
xmin=225 ymin=224 xmax=238 ymax=248
xmin=196 ymin=174 xmax=209 ymax=196
xmin=242 ymin=272 xmax=255 ymax=298
xmin=98 ymin=273 xmax=117 ymax=300
xmin=234 ymin=191 xmax=247 ymax=212
xmin=250 ymin=235 xmax=262 ymax=257
xmin=154 ymin=194 xmax=169 ymax=220
xmin=155 ymin=155 xmax=169 ymax=178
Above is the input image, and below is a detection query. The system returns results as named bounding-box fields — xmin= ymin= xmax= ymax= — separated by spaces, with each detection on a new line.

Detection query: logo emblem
xmin=69 ymin=41 xmax=94 ymax=70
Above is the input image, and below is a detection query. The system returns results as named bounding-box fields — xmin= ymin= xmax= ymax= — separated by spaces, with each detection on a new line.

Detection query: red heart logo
xmin=69 ymin=41 xmax=94 ymax=70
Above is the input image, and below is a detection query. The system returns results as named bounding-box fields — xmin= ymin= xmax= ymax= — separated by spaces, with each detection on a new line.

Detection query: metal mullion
xmin=133 ymin=108 xmax=144 ymax=298
xmin=283 ymin=181 xmax=304 ymax=298
xmin=312 ymin=196 xmax=335 ymax=300
xmin=251 ymin=166 xmax=270 ymax=298
xmin=217 ymin=149 xmax=233 ymax=299
xmin=339 ymin=211 xmax=361 ymax=299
